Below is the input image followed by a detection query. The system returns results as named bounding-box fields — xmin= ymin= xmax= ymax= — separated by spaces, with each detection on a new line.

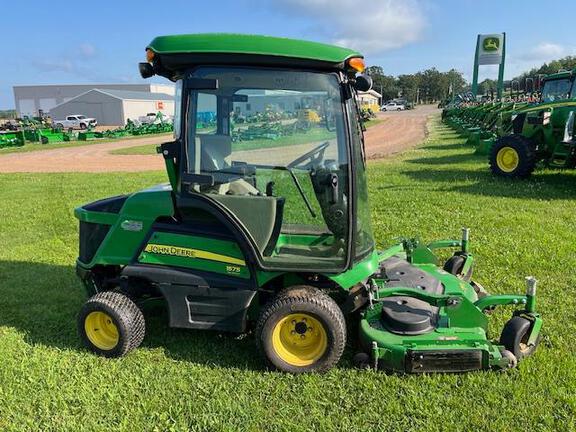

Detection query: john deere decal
xmin=144 ymin=244 xmax=245 ymax=266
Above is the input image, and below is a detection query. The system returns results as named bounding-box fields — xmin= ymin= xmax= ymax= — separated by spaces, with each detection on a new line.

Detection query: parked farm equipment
xmin=443 ymin=69 xmax=576 ymax=178
xmin=0 ymin=112 xmax=174 ymax=148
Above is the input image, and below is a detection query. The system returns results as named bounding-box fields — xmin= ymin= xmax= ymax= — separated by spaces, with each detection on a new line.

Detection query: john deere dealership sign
xmin=477 ymin=34 xmax=504 ymax=65
xmin=471 ymin=32 xmax=506 ymax=97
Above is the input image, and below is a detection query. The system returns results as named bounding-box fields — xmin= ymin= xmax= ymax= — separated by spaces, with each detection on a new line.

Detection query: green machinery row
xmin=0 ymin=113 xmax=173 ymax=149
xmin=443 ymin=69 xmax=576 ymax=178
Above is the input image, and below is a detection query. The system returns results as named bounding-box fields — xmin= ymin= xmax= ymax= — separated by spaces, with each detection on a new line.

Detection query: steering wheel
xmin=287 ymin=141 xmax=330 ymax=169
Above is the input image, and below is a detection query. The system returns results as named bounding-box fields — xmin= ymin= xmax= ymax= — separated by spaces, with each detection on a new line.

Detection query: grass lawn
xmin=0 ymin=133 xmax=172 ymax=155
xmin=0 ymin=116 xmax=575 ymax=431
xmin=363 ymin=117 xmax=385 ymax=128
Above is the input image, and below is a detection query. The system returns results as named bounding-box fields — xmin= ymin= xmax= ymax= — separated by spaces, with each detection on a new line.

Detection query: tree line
xmin=367 ymin=55 xmax=576 ymax=103
xmin=366 ymin=66 xmax=467 ymax=104
xmin=469 ymin=56 xmax=576 ymax=96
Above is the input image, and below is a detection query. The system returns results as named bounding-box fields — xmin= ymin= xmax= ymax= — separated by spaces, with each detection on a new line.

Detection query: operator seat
xmin=197 ymin=135 xmax=284 ymax=256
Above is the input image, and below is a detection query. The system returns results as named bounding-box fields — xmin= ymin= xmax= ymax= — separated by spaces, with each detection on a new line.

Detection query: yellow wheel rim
xmin=271 ymin=313 xmax=328 ymax=367
xmin=84 ymin=311 xmax=119 ymax=350
xmin=496 ymin=147 xmax=520 ymax=173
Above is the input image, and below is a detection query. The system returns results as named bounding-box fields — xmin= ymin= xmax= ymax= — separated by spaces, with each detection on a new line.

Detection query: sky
xmin=1 ymin=0 xmax=575 ymax=109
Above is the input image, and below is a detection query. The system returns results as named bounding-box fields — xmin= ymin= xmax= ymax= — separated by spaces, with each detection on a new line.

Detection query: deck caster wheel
xmin=255 ymin=285 xmax=346 ymax=373
xmin=443 ymin=254 xmax=473 ymax=281
xmin=78 ymin=291 xmax=145 ymax=358
xmin=352 ymin=352 xmax=371 ymax=370
xmin=500 ymin=316 xmax=540 ymax=361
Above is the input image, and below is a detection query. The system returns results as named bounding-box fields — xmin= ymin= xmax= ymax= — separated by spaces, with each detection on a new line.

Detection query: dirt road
xmin=365 ymin=104 xmax=436 ymax=159
xmin=0 ymin=105 xmax=437 ymax=173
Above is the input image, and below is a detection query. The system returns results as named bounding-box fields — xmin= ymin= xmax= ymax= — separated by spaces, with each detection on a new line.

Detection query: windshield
xmin=542 ymin=78 xmax=572 ymax=103
xmin=185 ymin=67 xmax=351 ymax=270
xmin=77 ymin=115 xmax=86 ymax=119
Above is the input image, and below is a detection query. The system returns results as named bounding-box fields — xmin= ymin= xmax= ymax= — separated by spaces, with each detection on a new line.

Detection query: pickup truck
xmin=53 ymin=115 xmax=97 ymax=130
xmin=138 ymin=113 xmax=158 ymax=124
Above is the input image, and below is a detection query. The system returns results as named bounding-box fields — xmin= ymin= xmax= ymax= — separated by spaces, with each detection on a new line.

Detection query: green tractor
xmin=490 ymin=69 xmax=576 ymax=177
xmin=74 ymin=34 xmax=542 ymax=373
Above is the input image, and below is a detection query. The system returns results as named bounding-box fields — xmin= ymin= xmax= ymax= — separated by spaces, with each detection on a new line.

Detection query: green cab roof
xmin=147 ymin=33 xmax=362 ymax=64
xmin=542 ymin=69 xmax=575 ymax=82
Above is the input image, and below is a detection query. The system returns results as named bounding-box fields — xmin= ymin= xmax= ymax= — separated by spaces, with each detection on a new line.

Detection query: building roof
xmin=50 ymin=89 xmax=173 ymax=111
xmin=93 ymin=89 xmax=173 ymax=101
xmin=147 ymin=33 xmax=362 ymax=64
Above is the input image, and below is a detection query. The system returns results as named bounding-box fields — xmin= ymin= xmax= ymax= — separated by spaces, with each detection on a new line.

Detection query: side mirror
xmin=139 ymin=62 xmax=154 ymax=79
xmin=354 ymin=75 xmax=373 ymax=92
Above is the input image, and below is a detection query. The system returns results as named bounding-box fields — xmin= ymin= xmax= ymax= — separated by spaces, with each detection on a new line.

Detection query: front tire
xmin=78 ymin=291 xmax=145 ymax=358
xmin=80 ymin=123 xmax=87 ymax=130
xmin=489 ymin=134 xmax=537 ymax=178
xmin=255 ymin=285 xmax=346 ymax=373
xmin=500 ymin=316 xmax=540 ymax=360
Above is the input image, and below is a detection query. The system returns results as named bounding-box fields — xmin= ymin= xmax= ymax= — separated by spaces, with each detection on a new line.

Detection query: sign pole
xmin=471 ymin=35 xmax=481 ymax=97
xmin=497 ymin=32 xmax=506 ymax=99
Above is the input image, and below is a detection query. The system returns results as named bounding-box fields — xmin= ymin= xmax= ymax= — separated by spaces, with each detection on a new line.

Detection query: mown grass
xmin=0 ymin=132 xmax=172 ymax=155
xmin=0 ymin=116 xmax=575 ymax=431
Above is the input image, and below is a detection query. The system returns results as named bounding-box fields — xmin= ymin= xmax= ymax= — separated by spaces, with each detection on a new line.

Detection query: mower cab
xmin=74 ymin=34 xmax=542 ymax=373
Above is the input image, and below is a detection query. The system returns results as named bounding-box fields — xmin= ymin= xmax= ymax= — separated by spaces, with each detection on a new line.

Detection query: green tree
xmin=366 ymin=66 xmax=398 ymax=102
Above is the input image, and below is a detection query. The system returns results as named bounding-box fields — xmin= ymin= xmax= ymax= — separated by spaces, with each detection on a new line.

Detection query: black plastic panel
xmin=122 ymin=265 xmax=256 ymax=332
xmin=378 ymin=256 xmax=443 ymax=335
xmin=405 ymin=350 xmax=484 ymax=373
xmin=83 ymin=195 xmax=128 ymax=214
xmin=79 ymin=221 xmax=110 ymax=263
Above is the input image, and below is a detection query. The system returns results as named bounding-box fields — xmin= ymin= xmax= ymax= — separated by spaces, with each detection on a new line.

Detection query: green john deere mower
xmin=74 ymin=34 xmax=542 ymax=373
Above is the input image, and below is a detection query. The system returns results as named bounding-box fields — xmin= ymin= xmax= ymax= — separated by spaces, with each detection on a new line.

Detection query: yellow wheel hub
xmin=496 ymin=147 xmax=520 ymax=172
xmin=272 ymin=313 xmax=328 ymax=367
xmin=84 ymin=311 xmax=119 ymax=350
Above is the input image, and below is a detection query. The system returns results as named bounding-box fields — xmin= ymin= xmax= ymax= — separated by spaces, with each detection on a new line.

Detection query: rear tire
xmin=500 ymin=316 xmax=540 ymax=360
xmin=255 ymin=285 xmax=346 ymax=373
xmin=78 ymin=291 xmax=145 ymax=358
xmin=489 ymin=134 xmax=537 ymax=178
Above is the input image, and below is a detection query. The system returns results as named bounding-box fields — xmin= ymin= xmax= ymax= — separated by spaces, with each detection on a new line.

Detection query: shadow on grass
xmin=420 ymin=142 xmax=469 ymax=151
xmin=0 ymin=260 xmax=266 ymax=371
xmin=405 ymin=152 xmax=482 ymax=166
xmin=400 ymin=167 xmax=576 ymax=200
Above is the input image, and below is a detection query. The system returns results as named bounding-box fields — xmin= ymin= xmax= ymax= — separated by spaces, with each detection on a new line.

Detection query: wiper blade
xmin=254 ymin=164 xmax=316 ymax=218
xmin=286 ymin=167 xmax=317 ymax=218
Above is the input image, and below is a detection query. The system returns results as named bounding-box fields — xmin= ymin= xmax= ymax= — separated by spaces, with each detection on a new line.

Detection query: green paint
xmin=139 ymin=231 xmax=250 ymax=279
xmin=76 ymin=184 xmax=174 ymax=266
xmin=148 ymin=33 xmax=362 ymax=64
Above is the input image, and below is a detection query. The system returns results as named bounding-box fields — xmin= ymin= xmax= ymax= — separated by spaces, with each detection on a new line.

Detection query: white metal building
xmin=357 ymin=90 xmax=382 ymax=112
xmin=13 ymin=83 xmax=174 ymax=117
xmin=48 ymin=89 xmax=175 ymax=126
